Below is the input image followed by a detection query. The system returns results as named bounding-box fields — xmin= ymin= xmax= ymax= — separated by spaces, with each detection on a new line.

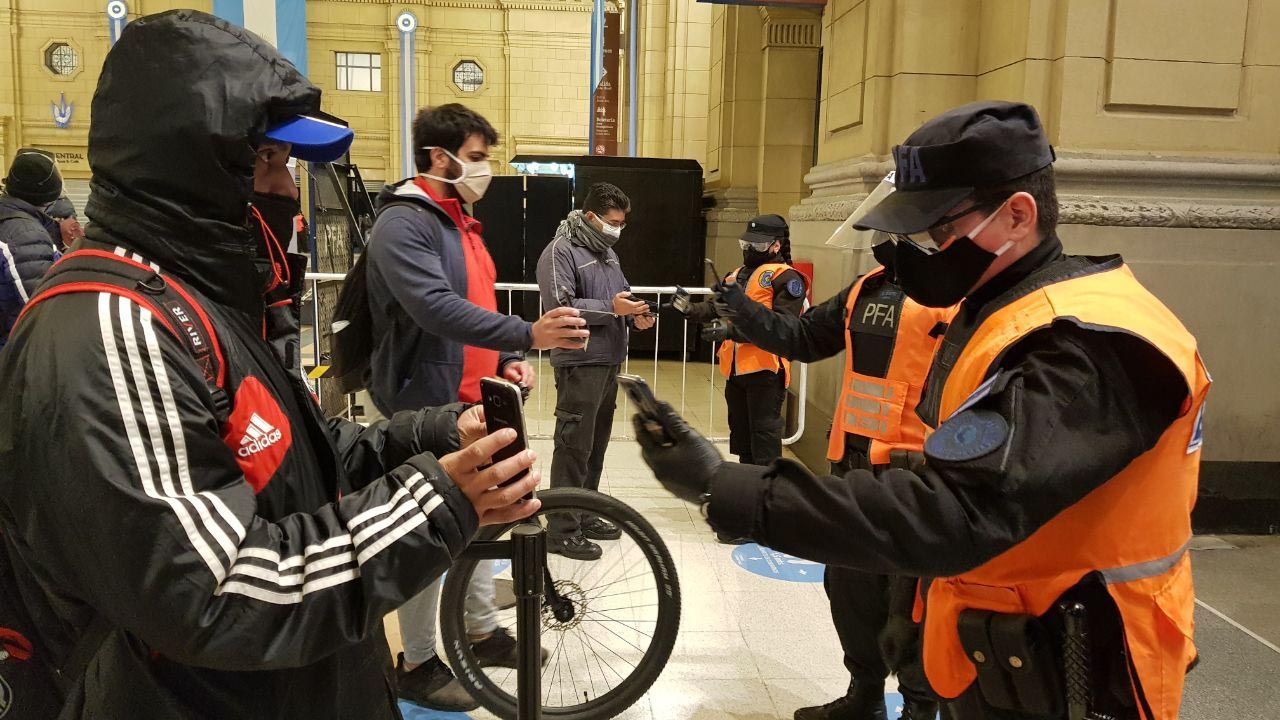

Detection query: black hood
xmin=84 ymin=9 xmax=320 ymax=314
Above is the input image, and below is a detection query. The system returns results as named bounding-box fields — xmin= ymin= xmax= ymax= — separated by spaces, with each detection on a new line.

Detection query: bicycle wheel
xmin=441 ymin=488 xmax=680 ymax=720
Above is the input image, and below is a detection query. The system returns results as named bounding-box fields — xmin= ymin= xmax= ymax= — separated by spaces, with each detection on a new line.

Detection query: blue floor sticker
xmin=492 ymin=558 xmax=511 ymax=576
xmin=397 ymin=700 xmax=472 ymax=719
xmin=885 ymin=691 xmax=939 ymax=719
xmin=731 ymin=542 xmax=825 ymax=582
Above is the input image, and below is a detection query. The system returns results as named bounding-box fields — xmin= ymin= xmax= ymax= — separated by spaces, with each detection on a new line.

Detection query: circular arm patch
xmin=925 ymin=409 xmax=1010 ymax=463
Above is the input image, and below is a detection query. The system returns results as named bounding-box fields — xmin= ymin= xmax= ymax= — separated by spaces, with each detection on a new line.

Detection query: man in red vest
xmin=635 ymin=101 xmax=1208 ymax=720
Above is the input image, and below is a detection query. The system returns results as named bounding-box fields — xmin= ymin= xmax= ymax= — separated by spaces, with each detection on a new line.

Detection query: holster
xmin=957 ymin=609 xmax=1064 ymax=717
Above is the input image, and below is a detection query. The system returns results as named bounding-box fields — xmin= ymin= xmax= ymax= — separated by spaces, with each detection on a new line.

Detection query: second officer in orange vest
xmin=686 ymin=214 xmax=807 ymax=470
xmin=634 ymin=101 xmax=1209 ymax=720
xmin=711 ymin=241 xmax=955 ymax=719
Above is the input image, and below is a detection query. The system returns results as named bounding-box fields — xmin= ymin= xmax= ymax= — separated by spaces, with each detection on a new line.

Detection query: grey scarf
xmin=559 ymin=210 xmax=617 ymax=253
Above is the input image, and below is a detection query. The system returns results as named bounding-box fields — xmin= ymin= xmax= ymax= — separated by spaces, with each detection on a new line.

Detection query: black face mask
xmin=250 ymin=191 xmax=301 ymax=294
xmin=742 ymin=247 xmax=781 ymax=267
xmin=251 ymin=192 xmax=300 ymax=250
xmin=892 ymin=236 xmax=1010 ymax=308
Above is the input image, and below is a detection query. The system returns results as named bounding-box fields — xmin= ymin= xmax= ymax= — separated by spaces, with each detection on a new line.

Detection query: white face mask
xmin=421 ymin=146 xmax=492 ymax=204
xmin=600 ymin=222 xmax=622 ymax=240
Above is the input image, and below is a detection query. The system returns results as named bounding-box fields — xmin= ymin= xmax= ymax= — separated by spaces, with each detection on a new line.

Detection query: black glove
xmin=711 ymin=279 xmax=747 ymax=319
xmin=700 ymin=320 xmax=732 ymax=344
xmin=666 ymin=286 xmax=693 ymax=316
xmin=632 ymin=401 xmax=723 ymax=504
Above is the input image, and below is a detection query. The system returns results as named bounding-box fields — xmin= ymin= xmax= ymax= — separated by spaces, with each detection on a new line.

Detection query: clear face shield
xmin=826 ymin=171 xmax=896 ymax=250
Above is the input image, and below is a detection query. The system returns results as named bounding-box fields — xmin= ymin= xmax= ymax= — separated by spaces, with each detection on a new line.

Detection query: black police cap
xmin=741 ymin=213 xmax=789 ymax=246
xmin=855 ymin=101 xmax=1055 ymax=235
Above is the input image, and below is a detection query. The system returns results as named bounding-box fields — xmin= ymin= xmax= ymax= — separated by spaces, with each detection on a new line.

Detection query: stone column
xmin=755 ymin=6 xmax=821 ymax=217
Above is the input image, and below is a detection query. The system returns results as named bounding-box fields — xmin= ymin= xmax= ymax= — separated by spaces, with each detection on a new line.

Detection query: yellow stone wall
xmin=1 ymin=0 xmax=712 ymax=187
xmin=0 ymin=0 xmax=204 ymax=179
xmin=637 ymin=0 xmax=711 ymax=163
xmin=706 ymin=0 xmax=1280 ymax=469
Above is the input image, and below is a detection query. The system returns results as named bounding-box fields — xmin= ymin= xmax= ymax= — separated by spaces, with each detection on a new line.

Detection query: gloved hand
xmin=700 ymin=320 xmax=732 ymax=344
xmin=632 ymin=401 xmax=723 ymax=504
xmin=711 ymin=278 xmax=747 ymax=318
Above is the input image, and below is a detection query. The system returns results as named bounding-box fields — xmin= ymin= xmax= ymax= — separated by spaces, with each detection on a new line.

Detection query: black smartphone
xmin=618 ymin=374 xmax=673 ymax=445
xmin=479 ymin=377 xmax=535 ymax=500
xmin=623 ymin=293 xmax=658 ymax=316
xmin=617 ymin=373 xmax=661 ymax=417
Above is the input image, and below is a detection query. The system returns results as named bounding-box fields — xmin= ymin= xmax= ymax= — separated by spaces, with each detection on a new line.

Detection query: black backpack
xmin=328 ymin=201 xmax=421 ymax=396
xmin=0 ymin=249 xmax=228 ymax=719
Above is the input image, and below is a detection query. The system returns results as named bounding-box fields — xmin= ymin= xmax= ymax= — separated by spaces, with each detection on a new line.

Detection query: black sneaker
xmin=582 ymin=516 xmax=622 ymax=541
xmin=471 ymin=626 xmax=551 ymax=668
xmin=547 ymin=533 xmax=603 ymax=561
xmin=794 ymin=691 xmax=887 ymax=720
xmin=716 ymin=531 xmax=749 ymax=545
xmin=395 ymin=653 xmax=478 ymax=712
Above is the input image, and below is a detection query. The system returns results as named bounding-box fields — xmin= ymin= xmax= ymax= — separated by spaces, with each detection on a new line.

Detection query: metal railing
xmin=302 ymin=274 xmax=807 ymax=445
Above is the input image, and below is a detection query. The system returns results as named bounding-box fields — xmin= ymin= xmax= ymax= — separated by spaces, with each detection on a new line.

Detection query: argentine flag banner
xmin=212 ymin=0 xmax=308 ymax=75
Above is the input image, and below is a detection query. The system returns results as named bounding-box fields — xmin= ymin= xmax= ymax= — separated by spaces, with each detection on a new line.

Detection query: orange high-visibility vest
xmin=717 ymin=263 xmax=792 ymax=386
xmin=922 ymin=260 xmax=1210 ymax=720
xmin=825 ymin=268 xmax=957 ymax=465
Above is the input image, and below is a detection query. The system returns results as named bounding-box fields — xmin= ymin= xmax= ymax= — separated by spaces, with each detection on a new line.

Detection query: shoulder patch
xmin=786 ymin=277 xmax=805 ymax=298
xmin=926 ymin=409 xmax=1009 ymax=463
xmin=758 ymin=269 xmax=776 ymax=288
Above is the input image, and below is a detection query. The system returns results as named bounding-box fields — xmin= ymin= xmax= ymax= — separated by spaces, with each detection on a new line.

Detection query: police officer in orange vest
xmin=686 ymin=214 xmax=808 ymax=468
xmin=635 ymin=100 xmax=1208 ymax=720
xmin=708 ymin=231 xmax=955 ymax=718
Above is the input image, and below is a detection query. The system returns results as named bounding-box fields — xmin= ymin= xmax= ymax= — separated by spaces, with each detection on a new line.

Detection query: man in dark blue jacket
xmin=365 ymin=103 xmax=588 ymax=711
xmin=1 ymin=149 xmax=63 ymax=348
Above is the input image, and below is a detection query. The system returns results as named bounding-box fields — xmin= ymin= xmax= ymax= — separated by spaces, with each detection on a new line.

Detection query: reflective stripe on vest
xmin=825 ymin=268 xmax=956 ymax=465
xmin=922 ymin=262 xmax=1210 ymax=720
xmin=717 ymin=263 xmax=791 ymax=386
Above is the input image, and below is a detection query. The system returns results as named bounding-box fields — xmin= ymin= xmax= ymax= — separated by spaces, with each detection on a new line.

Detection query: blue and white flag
xmin=212 ymin=0 xmax=308 ymax=75
xmin=106 ymin=1 xmax=129 ymax=46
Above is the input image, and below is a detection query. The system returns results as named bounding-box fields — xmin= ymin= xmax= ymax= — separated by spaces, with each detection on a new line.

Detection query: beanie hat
xmin=4 ymin=149 xmax=63 ymax=206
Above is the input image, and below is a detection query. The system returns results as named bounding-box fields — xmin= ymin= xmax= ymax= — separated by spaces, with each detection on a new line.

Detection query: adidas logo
xmin=238 ymin=413 xmax=283 ymax=458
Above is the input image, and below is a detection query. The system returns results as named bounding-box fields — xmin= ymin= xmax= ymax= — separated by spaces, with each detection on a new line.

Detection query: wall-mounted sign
xmin=590 ymin=1 xmax=621 ymax=156
xmin=47 ymin=147 xmax=90 ymax=173
xmin=51 ymin=93 xmax=73 ymax=129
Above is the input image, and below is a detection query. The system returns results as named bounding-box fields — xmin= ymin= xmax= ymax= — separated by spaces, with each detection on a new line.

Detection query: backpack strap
xmin=16 ymin=249 xmax=231 ymax=422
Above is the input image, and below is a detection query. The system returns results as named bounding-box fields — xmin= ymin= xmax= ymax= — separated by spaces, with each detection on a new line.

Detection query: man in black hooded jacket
xmin=0 ymin=11 xmax=540 ymax=719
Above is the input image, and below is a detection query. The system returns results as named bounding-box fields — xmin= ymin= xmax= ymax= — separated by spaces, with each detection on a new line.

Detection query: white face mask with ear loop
xmin=420 ymin=146 xmax=493 ymax=204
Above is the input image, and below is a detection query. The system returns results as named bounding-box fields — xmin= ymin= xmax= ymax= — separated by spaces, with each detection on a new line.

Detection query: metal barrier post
xmin=511 ymin=524 xmax=546 ymax=720
xmin=311 ymin=277 xmax=323 ymax=407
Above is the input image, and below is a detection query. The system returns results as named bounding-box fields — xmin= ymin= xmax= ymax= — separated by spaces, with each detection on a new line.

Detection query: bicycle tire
xmin=441 ymin=488 xmax=680 ymax=720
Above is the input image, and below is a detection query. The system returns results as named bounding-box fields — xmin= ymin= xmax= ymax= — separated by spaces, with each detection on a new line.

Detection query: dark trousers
xmin=548 ymin=364 xmax=619 ymax=538
xmin=725 ymin=370 xmax=786 ymax=464
xmin=826 ymin=459 xmax=935 ymax=706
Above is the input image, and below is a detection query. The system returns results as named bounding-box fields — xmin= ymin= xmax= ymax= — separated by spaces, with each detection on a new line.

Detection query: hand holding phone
xmin=618 ymin=374 xmax=671 ymax=445
xmin=480 ymin=377 xmax=536 ymax=501
xmin=437 ymin=430 xmax=540 ymax=525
